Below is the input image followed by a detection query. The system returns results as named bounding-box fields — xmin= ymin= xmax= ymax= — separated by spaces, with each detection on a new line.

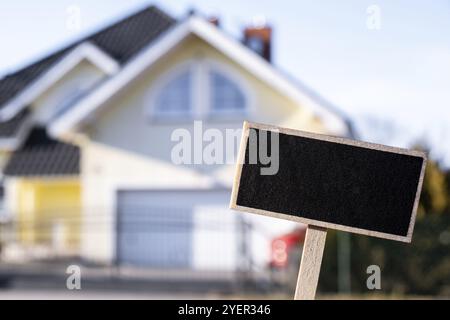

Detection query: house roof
xmin=3 ymin=127 xmax=80 ymax=176
xmin=0 ymin=5 xmax=175 ymax=137
xmin=1 ymin=5 xmax=353 ymax=177
xmin=49 ymin=15 xmax=351 ymax=138
xmin=1 ymin=5 xmax=175 ymax=176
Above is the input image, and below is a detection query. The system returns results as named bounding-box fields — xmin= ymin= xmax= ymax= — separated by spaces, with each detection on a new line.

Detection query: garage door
xmin=116 ymin=190 xmax=232 ymax=268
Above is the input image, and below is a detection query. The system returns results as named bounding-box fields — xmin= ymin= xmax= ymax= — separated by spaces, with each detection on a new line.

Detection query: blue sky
xmin=1 ymin=0 xmax=449 ymax=165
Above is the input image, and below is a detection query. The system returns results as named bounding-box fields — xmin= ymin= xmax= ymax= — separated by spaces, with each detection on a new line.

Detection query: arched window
xmin=210 ymin=70 xmax=246 ymax=113
xmin=150 ymin=60 xmax=248 ymax=119
xmin=154 ymin=69 xmax=192 ymax=115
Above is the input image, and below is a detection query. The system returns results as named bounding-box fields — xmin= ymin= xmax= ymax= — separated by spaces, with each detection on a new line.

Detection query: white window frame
xmin=147 ymin=60 xmax=198 ymax=120
xmin=146 ymin=59 xmax=252 ymax=121
xmin=205 ymin=59 xmax=251 ymax=119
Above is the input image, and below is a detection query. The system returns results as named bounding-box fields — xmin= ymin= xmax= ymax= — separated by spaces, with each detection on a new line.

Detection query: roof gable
xmin=0 ymin=43 xmax=119 ymax=122
xmin=0 ymin=6 xmax=175 ymax=119
xmin=49 ymin=15 xmax=350 ymax=138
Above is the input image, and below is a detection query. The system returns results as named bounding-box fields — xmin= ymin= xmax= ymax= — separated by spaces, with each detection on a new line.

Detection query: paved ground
xmin=0 ymin=289 xmax=221 ymax=300
xmin=0 ymin=260 xmax=278 ymax=299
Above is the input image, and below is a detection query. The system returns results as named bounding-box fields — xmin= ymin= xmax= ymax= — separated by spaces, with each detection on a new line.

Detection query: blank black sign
xmin=232 ymin=124 xmax=426 ymax=242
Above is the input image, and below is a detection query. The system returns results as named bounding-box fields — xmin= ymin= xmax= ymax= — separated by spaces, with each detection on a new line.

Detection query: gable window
xmin=150 ymin=60 xmax=249 ymax=119
xmin=154 ymin=70 xmax=192 ymax=116
xmin=210 ymin=70 xmax=246 ymax=113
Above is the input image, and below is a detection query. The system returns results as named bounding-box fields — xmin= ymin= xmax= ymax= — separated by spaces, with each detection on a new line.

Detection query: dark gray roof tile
xmin=4 ymin=127 xmax=80 ymax=176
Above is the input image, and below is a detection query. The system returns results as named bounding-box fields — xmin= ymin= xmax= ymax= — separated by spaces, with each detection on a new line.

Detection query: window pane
xmin=210 ymin=71 xmax=246 ymax=112
xmin=155 ymin=70 xmax=191 ymax=113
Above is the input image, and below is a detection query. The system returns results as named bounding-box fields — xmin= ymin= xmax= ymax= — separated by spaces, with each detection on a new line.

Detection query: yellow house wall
xmin=15 ymin=178 xmax=81 ymax=251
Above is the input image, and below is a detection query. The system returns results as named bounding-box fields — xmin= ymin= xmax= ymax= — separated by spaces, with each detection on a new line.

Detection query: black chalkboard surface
xmin=230 ymin=122 xmax=427 ymax=242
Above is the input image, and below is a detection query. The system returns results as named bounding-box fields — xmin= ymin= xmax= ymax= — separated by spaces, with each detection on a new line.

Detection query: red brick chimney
xmin=208 ymin=16 xmax=220 ymax=27
xmin=243 ymin=18 xmax=272 ymax=62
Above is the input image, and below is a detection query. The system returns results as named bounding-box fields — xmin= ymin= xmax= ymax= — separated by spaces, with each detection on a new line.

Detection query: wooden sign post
xmin=294 ymin=226 xmax=327 ymax=300
xmin=230 ymin=121 xmax=427 ymax=300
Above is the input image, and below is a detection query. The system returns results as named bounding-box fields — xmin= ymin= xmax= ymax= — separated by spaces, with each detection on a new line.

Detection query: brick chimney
xmin=243 ymin=17 xmax=272 ymax=62
xmin=208 ymin=16 xmax=220 ymax=27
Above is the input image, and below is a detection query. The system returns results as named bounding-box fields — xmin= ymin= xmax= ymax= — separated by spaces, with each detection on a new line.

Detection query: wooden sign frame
xmin=230 ymin=121 xmax=427 ymax=243
xmin=230 ymin=121 xmax=427 ymax=299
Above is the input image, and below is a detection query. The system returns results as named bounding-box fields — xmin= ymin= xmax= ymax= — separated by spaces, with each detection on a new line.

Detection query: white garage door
xmin=117 ymin=190 xmax=235 ymax=269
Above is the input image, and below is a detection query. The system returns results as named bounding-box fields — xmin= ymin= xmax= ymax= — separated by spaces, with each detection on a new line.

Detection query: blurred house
xmin=0 ymin=6 xmax=351 ymax=272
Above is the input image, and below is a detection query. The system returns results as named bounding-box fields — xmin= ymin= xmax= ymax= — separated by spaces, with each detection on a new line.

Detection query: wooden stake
xmin=294 ymin=225 xmax=328 ymax=300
